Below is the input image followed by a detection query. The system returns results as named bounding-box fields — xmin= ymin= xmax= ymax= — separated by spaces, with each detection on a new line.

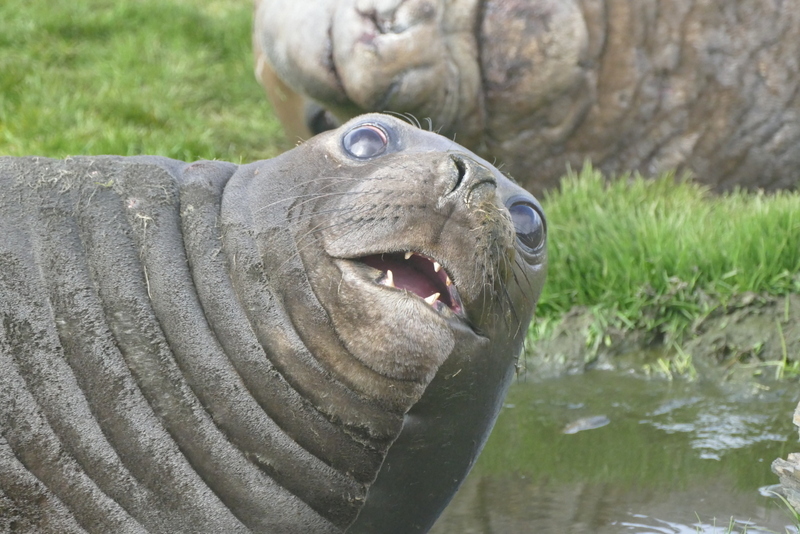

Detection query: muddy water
xmin=431 ymin=372 xmax=800 ymax=534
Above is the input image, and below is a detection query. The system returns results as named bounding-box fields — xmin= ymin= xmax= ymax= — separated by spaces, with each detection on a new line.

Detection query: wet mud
xmin=527 ymin=293 xmax=800 ymax=381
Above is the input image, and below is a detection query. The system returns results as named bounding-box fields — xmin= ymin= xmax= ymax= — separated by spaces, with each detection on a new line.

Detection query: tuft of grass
xmin=692 ymin=507 xmax=799 ymax=534
xmin=535 ymin=165 xmax=800 ymax=353
xmin=644 ymin=343 xmax=698 ymax=381
xmin=692 ymin=516 xmax=745 ymax=534
xmin=768 ymin=490 xmax=800 ymax=533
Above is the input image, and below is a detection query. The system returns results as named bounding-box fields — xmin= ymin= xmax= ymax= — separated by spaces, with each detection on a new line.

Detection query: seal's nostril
xmin=451 ymin=155 xmax=467 ymax=192
xmin=447 ymin=155 xmax=497 ymax=198
xmin=357 ymin=0 xmax=433 ymax=35
xmin=358 ymin=6 xmax=392 ymax=34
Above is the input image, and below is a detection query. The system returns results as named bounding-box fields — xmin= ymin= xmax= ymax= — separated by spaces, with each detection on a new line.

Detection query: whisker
xmin=513 ymin=254 xmax=538 ymax=294
xmin=500 ymin=271 xmax=521 ymax=336
xmin=498 ymin=242 xmax=523 ymax=333
xmin=384 ymin=110 xmax=419 ymax=129
xmin=285 ymin=205 xmax=368 ymax=225
xmin=287 ymin=174 xmax=380 ymax=194
xmin=288 ymin=190 xmax=388 ymax=217
xmin=288 ymin=183 xmax=414 ymax=224
xmin=476 ymin=244 xmax=492 ymax=324
xmin=292 ymin=204 xmax=378 ymax=246
xmin=253 ymin=172 xmax=396 ymax=214
xmin=320 ymin=219 xmax=375 ymax=248
xmin=405 ymin=113 xmax=421 ymax=129
xmin=256 ymin=190 xmax=383 ymax=215
xmin=275 ymin=215 xmax=373 ymax=273
xmin=280 ymin=214 xmax=380 ymax=273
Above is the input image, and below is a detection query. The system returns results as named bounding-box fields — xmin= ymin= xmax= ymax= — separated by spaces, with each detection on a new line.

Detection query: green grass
xmin=0 ymin=0 xmax=289 ymax=161
xmin=541 ymin=167 xmax=800 ymax=315
xmin=3 ymin=0 xmax=800 ymax=372
xmin=533 ymin=166 xmax=800 ymax=349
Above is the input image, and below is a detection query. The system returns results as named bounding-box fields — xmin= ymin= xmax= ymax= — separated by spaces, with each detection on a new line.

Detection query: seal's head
xmin=254 ymin=0 xmax=587 ymax=160
xmin=223 ymin=113 xmax=546 ymax=532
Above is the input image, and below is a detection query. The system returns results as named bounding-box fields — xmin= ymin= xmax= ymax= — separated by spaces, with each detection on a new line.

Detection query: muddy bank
xmin=525 ymin=293 xmax=800 ymax=380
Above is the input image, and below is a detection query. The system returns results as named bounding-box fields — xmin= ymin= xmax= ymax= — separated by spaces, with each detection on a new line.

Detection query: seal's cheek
xmin=327 ymin=263 xmax=456 ymax=384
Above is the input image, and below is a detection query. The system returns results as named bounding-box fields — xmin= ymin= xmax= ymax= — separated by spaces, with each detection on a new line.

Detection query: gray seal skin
xmin=0 ymin=113 xmax=546 ymax=533
xmin=253 ymin=0 xmax=800 ymax=196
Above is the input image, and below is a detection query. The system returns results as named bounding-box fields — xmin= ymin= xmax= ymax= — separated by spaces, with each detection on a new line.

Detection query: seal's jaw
xmin=323 ymin=256 xmax=460 ymax=384
xmin=357 ymin=251 xmax=465 ymax=318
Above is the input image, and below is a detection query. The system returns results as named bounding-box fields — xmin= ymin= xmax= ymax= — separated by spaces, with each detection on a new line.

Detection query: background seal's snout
xmin=354 ymin=0 xmax=436 ymax=36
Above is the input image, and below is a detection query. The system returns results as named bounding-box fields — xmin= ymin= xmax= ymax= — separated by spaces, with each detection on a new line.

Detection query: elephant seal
xmin=254 ymin=0 xmax=800 ymax=195
xmin=0 ymin=113 xmax=546 ymax=533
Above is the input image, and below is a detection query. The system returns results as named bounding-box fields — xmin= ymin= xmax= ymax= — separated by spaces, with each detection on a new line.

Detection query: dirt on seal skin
xmin=525 ymin=293 xmax=800 ymax=380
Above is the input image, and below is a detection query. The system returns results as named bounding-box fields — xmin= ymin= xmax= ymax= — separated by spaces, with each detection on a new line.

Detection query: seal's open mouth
xmin=358 ymin=252 xmax=464 ymax=316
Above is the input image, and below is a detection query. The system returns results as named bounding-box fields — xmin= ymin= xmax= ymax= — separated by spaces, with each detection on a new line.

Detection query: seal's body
xmin=0 ymin=114 xmax=546 ymax=533
xmin=254 ymin=0 xmax=800 ymax=195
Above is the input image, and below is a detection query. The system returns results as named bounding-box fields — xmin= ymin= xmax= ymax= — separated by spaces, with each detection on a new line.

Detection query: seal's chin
xmin=355 ymin=252 xmax=465 ymax=318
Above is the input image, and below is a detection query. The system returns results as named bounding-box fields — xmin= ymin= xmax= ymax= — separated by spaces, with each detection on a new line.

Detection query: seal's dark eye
xmin=343 ymin=124 xmax=388 ymax=159
xmin=509 ymin=202 xmax=545 ymax=253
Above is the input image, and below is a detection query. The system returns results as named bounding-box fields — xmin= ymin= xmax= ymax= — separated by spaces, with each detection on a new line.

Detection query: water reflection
xmin=431 ymin=371 xmax=800 ymax=534
xmin=645 ymin=399 xmax=789 ymax=461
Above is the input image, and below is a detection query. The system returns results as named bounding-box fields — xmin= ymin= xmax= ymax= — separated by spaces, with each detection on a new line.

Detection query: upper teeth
xmin=376 ymin=252 xmax=454 ymax=308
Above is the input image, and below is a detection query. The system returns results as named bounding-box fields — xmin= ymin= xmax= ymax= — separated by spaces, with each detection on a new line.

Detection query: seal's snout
xmin=329 ymin=0 xmax=460 ymax=116
xmin=356 ymin=0 xmax=435 ymax=36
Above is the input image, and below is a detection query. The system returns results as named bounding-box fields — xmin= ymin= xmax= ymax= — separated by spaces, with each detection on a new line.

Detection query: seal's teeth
xmin=433 ymin=261 xmax=441 ymax=273
xmin=445 ymin=275 xmax=452 ymax=287
xmin=424 ymin=292 xmax=441 ymax=306
xmin=382 ymin=269 xmax=395 ymax=288
xmin=404 ymin=251 xmax=413 ymax=260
